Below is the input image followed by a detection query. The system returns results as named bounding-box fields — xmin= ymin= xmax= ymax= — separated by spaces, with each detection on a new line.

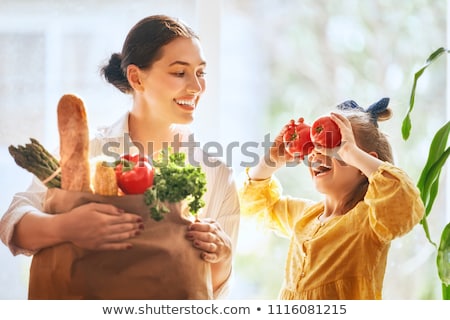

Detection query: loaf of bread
xmin=93 ymin=161 xmax=118 ymax=196
xmin=57 ymin=94 xmax=92 ymax=192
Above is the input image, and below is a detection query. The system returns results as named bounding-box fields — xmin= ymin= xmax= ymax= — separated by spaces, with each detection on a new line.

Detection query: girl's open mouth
xmin=312 ymin=164 xmax=332 ymax=176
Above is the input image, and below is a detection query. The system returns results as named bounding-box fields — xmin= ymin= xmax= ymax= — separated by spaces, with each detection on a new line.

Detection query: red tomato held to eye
xmin=282 ymin=117 xmax=314 ymax=159
xmin=310 ymin=116 xmax=342 ymax=148
xmin=114 ymin=154 xmax=154 ymax=194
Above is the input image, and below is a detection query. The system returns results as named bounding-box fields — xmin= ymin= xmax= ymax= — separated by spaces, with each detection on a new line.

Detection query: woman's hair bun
xmin=100 ymin=53 xmax=131 ymax=93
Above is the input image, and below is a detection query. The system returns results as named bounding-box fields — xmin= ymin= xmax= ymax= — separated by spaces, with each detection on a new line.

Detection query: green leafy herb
xmin=144 ymin=150 xmax=207 ymax=221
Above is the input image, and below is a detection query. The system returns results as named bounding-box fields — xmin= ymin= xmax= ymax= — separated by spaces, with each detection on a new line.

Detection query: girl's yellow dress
xmin=239 ymin=162 xmax=424 ymax=299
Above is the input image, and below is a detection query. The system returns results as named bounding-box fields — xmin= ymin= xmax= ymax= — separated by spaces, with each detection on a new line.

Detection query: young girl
xmin=239 ymin=98 xmax=424 ymax=299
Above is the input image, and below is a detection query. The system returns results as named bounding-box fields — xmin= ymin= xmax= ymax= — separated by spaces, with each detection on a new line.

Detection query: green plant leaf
xmin=420 ymin=214 xmax=437 ymax=248
xmin=416 ymin=121 xmax=450 ymax=210
xmin=401 ymin=47 xmax=449 ymax=140
xmin=419 ymin=146 xmax=450 ymax=216
xmin=402 ymin=47 xmax=450 ymax=300
xmin=443 ymin=284 xmax=450 ymax=300
xmin=425 ymin=179 xmax=440 ymax=216
xmin=418 ymin=147 xmax=449 ymax=247
xmin=416 ymin=122 xmax=449 ymax=247
xmin=401 ymin=114 xmax=412 ymax=141
xmin=437 ymin=222 xmax=450 ymax=286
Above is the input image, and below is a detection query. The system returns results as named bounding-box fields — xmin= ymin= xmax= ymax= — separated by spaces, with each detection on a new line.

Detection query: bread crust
xmin=57 ymin=94 xmax=91 ymax=192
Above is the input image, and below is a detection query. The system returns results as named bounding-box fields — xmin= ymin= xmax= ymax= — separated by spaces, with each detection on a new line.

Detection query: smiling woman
xmin=0 ymin=13 xmax=240 ymax=300
xmin=106 ymin=35 xmax=208 ymax=153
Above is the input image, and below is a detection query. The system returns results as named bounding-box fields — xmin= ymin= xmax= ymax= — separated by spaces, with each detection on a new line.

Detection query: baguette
xmin=57 ymin=94 xmax=92 ymax=192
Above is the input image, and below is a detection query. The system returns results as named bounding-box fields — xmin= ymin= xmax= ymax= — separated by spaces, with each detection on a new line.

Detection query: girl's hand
xmin=185 ymin=218 xmax=232 ymax=263
xmin=328 ymin=112 xmax=385 ymax=177
xmin=329 ymin=112 xmax=359 ymax=163
xmin=57 ymin=202 xmax=144 ymax=251
xmin=313 ymin=112 xmax=358 ymax=165
xmin=247 ymin=121 xmax=304 ymax=181
xmin=268 ymin=123 xmax=299 ymax=167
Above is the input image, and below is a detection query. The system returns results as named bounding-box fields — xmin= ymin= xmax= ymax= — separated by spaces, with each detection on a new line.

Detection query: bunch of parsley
xmin=144 ymin=150 xmax=207 ymax=221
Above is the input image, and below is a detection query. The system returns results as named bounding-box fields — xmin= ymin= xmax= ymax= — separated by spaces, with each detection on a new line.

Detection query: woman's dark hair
xmin=101 ymin=15 xmax=199 ymax=93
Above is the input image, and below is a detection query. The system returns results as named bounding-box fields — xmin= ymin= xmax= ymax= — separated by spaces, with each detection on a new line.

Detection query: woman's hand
xmin=186 ymin=218 xmax=233 ymax=294
xmin=56 ymin=202 xmax=144 ymax=251
xmin=185 ymin=218 xmax=232 ymax=263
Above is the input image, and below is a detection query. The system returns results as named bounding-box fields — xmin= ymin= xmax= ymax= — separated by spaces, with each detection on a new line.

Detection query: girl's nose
xmin=307 ymin=148 xmax=323 ymax=167
xmin=308 ymin=148 xmax=321 ymax=160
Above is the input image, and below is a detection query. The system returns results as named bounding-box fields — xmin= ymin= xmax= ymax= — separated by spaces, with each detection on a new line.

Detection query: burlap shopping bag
xmin=28 ymin=188 xmax=213 ymax=300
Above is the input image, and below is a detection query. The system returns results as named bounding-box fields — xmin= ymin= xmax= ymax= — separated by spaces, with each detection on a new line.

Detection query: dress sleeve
xmin=238 ymin=170 xmax=314 ymax=238
xmin=365 ymin=162 xmax=425 ymax=243
xmin=0 ymin=176 xmax=47 ymax=256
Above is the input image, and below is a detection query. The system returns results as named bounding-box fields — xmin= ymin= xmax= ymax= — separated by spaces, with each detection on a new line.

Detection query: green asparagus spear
xmin=8 ymin=138 xmax=61 ymax=188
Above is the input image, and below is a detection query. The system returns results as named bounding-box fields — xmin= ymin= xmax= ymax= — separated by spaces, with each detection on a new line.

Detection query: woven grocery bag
xmin=28 ymin=188 xmax=213 ymax=300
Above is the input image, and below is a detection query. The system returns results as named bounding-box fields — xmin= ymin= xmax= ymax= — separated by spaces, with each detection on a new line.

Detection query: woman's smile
xmin=174 ymin=98 xmax=197 ymax=111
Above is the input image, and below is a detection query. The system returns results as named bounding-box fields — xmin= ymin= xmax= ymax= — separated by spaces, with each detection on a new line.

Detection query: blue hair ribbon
xmin=336 ymin=97 xmax=390 ymax=127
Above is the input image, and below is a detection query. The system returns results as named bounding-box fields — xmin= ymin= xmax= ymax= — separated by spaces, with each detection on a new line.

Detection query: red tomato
xmin=114 ymin=154 xmax=154 ymax=194
xmin=282 ymin=117 xmax=314 ymax=159
xmin=310 ymin=116 xmax=342 ymax=148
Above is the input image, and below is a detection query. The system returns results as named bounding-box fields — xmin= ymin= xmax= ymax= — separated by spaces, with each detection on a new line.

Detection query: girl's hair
xmin=101 ymin=15 xmax=199 ymax=93
xmin=347 ymin=109 xmax=394 ymax=164
xmin=336 ymin=97 xmax=394 ymax=164
xmin=337 ymin=100 xmax=394 ymax=213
